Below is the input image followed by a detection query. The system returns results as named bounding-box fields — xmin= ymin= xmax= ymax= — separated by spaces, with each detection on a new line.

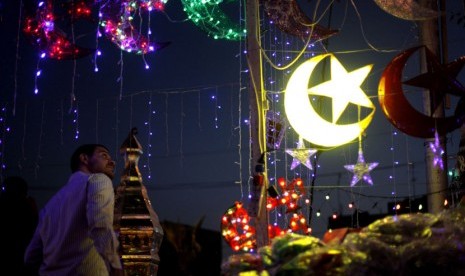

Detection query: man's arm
xmin=87 ymin=173 xmax=122 ymax=271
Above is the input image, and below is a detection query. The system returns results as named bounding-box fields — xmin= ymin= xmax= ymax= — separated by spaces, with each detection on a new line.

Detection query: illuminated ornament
xmin=268 ymin=224 xmax=285 ymax=239
xmin=344 ymin=140 xmax=379 ymax=187
xmin=266 ymin=111 xmax=286 ymax=151
xmin=378 ymin=46 xmax=465 ymax=138
xmin=180 ymin=0 xmax=246 ymax=40
xmin=285 ymin=54 xmax=375 ymax=148
xmin=373 ymin=0 xmax=439 ymax=21
xmin=22 ymin=0 xmax=94 ymax=60
xmin=285 ymin=138 xmax=317 ymax=170
xmin=221 ymin=202 xmax=256 ymax=252
xmin=64 ymin=0 xmax=93 ymax=21
xmin=262 ymin=0 xmax=338 ymax=41
xmin=99 ymin=0 xmax=170 ymax=54
xmin=289 ymin=213 xmax=310 ymax=234
xmin=429 ymin=131 xmax=445 ymax=170
xmin=277 ymin=177 xmax=306 ymax=213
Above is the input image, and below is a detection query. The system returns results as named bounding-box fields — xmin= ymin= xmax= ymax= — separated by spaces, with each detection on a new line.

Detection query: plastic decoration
xmin=262 ymin=0 xmax=338 ymax=41
xmin=266 ymin=111 xmax=286 ymax=151
xmin=221 ymin=201 xmax=256 ymax=252
xmin=289 ymin=213 xmax=310 ymax=234
xmin=268 ymin=224 xmax=285 ymax=239
xmin=429 ymin=131 xmax=445 ymax=170
xmin=99 ymin=0 xmax=170 ymax=54
xmin=180 ymin=0 xmax=246 ymax=40
xmin=285 ymin=138 xmax=317 ymax=170
xmin=373 ymin=0 xmax=439 ymax=21
xmin=285 ymin=54 xmax=375 ymax=148
xmin=22 ymin=0 xmax=95 ymax=60
xmin=277 ymin=177 xmax=306 ymax=213
xmin=378 ymin=46 xmax=465 ymax=138
xmin=344 ymin=148 xmax=379 ymax=187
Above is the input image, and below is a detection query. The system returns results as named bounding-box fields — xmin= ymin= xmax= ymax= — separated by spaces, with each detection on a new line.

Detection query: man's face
xmin=88 ymin=146 xmax=116 ymax=179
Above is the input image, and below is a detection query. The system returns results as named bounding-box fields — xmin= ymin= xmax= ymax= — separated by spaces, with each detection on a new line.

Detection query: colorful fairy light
xmin=429 ymin=131 xmax=445 ymax=170
xmin=23 ymin=0 xmax=94 ymax=60
xmin=221 ymin=201 xmax=256 ymax=252
xmin=99 ymin=0 xmax=169 ymax=55
xmin=180 ymin=0 xmax=246 ymax=40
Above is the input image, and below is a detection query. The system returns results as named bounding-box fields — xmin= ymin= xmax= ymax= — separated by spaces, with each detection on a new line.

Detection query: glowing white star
xmin=308 ymin=56 xmax=374 ymax=123
xmin=285 ymin=139 xmax=317 ymax=170
xmin=344 ymin=150 xmax=379 ymax=186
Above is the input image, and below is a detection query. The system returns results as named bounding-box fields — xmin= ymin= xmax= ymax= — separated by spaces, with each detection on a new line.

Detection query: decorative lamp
xmin=113 ymin=128 xmax=164 ymax=275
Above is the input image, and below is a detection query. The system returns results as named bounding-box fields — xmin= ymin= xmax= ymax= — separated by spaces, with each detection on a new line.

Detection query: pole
xmin=245 ymin=0 xmax=269 ymax=247
xmin=418 ymin=0 xmax=448 ymax=213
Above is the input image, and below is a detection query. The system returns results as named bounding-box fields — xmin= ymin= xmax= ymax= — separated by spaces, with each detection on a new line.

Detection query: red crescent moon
xmin=378 ymin=46 xmax=465 ymax=138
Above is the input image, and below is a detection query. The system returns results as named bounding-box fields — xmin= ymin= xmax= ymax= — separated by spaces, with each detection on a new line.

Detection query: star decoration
xmin=344 ymin=149 xmax=379 ymax=187
xmin=429 ymin=131 xmax=445 ymax=170
xmin=308 ymin=55 xmax=374 ymax=123
xmin=403 ymin=48 xmax=465 ymax=113
xmin=285 ymin=139 xmax=317 ymax=170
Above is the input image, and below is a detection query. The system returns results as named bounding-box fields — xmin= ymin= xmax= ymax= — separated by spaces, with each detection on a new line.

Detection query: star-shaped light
xmin=285 ymin=139 xmax=317 ymax=170
xmin=429 ymin=131 xmax=445 ymax=170
xmin=308 ymin=56 xmax=374 ymax=123
xmin=344 ymin=149 xmax=379 ymax=186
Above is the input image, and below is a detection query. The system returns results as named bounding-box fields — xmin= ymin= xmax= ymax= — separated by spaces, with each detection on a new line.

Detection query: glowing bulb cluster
xmin=180 ymin=0 xmax=246 ymax=40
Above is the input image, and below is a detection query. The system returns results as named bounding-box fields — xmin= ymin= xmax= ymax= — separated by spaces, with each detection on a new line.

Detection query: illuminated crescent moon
xmin=180 ymin=0 xmax=245 ymax=40
xmin=285 ymin=54 xmax=375 ymax=148
xmin=379 ymin=46 xmax=465 ymax=138
xmin=373 ymin=0 xmax=439 ymax=21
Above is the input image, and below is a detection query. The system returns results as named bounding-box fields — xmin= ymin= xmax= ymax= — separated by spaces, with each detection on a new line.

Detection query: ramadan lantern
xmin=114 ymin=128 xmax=163 ymax=275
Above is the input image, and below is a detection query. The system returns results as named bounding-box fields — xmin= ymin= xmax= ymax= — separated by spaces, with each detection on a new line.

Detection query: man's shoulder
xmin=88 ymin=173 xmax=112 ymax=185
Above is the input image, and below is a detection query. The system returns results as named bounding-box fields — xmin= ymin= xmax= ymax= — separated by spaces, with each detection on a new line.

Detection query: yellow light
xmin=284 ymin=54 xmax=375 ymax=148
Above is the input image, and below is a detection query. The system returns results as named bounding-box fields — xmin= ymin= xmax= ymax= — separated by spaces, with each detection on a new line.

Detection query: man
xmin=24 ymin=144 xmax=123 ymax=275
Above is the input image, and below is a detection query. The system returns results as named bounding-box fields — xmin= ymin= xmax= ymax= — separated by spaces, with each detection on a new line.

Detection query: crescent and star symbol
xmin=285 ymin=54 xmax=375 ymax=148
xmin=378 ymin=46 xmax=465 ymax=138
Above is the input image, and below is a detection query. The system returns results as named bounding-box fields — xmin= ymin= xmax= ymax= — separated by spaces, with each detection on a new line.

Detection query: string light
xmin=180 ymin=0 xmax=246 ymax=40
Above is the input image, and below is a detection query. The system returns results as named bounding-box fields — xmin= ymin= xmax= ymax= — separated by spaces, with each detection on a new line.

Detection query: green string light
xmin=181 ymin=0 xmax=246 ymax=40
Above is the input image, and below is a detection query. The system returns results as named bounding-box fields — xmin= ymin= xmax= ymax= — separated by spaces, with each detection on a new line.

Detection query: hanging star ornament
xmin=285 ymin=139 xmax=317 ymax=170
xmin=344 ymin=149 xmax=379 ymax=186
xmin=429 ymin=131 xmax=445 ymax=170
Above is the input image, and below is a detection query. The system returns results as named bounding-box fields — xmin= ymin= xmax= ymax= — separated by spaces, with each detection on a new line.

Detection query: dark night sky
xmin=1 ymin=0 xmax=465 ymax=259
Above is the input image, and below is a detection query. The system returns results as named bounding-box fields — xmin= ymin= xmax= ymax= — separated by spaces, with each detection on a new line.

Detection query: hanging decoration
xmin=429 ymin=131 xmax=445 ymax=170
xmin=262 ymin=0 xmax=338 ymax=41
xmin=285 ymin=54 xmax=375 ymax=148
xmin=373 ymin=0 xmax=439 ymax=21
xmin=378 ymin=46 xmax=465 ymax=138
xmin=99 ymin=0 xmax=170 ymax=54
xmin=265 ymin=111 xmax=286 ymax=151
xmin=22 ymin=0 xmax=95 ymax=60
xmin=221 ymin=201 xmax=256 ymax=252
xmin=285 ymin=138 xmax=317 ymax=170
xmin=277 ymin=177 xmax=306 ymax=213
xmin=180 ymin=0 xmax=246 ymax=40
xmin=344 ymin=137 xmax=379 ymax=187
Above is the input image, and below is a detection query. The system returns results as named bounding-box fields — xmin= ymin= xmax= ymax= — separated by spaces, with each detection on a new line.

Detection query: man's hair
xmin=70 ymin=144 xmax=109 ymax=172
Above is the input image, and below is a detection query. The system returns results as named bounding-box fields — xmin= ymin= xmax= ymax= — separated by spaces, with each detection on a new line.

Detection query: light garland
xmin=23 ymin=0 xmax=94 ymax=60
xmin=180 ymin=0 xmax=246 ymax=40
xmin=99 ymin=0 xmax=170 ymax=55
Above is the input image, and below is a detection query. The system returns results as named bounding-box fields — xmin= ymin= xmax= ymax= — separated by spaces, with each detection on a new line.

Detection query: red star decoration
xmin=403 ymin=47 xmax=465 ymax=113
